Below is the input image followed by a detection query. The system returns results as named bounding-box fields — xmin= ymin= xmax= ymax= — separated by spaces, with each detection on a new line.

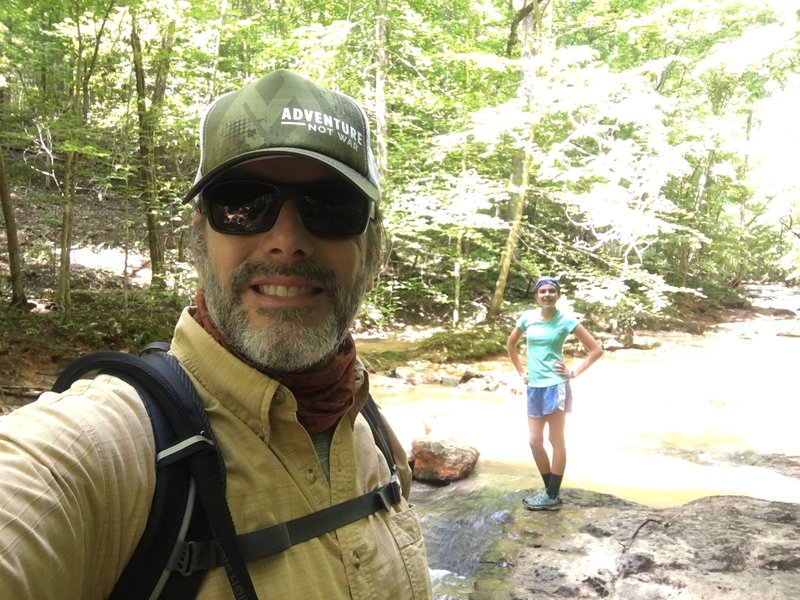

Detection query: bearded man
xmin=0 ymin=70 xmax=432 ymax=600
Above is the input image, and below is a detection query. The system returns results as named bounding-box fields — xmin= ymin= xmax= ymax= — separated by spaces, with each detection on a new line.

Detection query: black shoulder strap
xmin=53 ymin=351 xmax=259 ymax=600
xmin=162 ymin=394 xmax=403 ymax=576
xmin=362 ymin=394 xmax=397 ymax=475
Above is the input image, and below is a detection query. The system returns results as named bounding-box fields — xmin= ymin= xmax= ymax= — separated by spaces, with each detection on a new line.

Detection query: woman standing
xmin=506 ymin=276 xmax=604 ymax=510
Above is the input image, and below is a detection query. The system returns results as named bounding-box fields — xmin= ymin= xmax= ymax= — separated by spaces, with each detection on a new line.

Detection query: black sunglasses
xmin=199 ymin=179 xmax=374 ymax=237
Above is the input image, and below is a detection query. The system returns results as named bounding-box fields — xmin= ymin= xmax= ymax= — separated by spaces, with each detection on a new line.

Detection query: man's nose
xmin=260 ymin=199 xmax=314 ymax=259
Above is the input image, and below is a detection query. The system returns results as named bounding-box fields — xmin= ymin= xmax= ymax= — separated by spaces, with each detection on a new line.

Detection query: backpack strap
xmin=163 ymin=393 xmax=402 ymax=576
xmin=53 ymin=351 xmax=259 ymax=600
xmin=53 ymin=351 xmax=402 ymax=597
xmin=173 ymin=474 xmax=401 ymax=575
xmin=361 ymin=393 xmax=398 ymax=476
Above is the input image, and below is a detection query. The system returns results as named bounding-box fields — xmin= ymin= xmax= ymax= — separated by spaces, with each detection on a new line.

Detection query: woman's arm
xmin=563 ymin=324 xmax=604 ymax=379
xmin=506 ymin=327 xmax=528 ymax=383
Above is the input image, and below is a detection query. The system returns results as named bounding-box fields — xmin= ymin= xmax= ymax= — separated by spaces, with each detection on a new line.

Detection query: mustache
xmin=230 ymin=260 xmax=339 ymax=296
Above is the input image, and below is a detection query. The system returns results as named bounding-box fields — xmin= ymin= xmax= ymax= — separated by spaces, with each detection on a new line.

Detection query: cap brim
xmin=183 ymin=149 xmax=379 ymax=205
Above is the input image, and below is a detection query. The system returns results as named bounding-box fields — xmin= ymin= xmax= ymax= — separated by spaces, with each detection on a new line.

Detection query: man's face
xmin=193 ymin=156 xmax=372 ymax=373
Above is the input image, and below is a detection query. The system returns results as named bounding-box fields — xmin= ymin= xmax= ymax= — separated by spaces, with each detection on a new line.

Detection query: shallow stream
xmin=367 ymin=284 xmax=800 ymax=595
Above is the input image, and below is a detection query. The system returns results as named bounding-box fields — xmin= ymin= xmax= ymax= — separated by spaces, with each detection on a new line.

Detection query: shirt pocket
xmin=386 ymin=505 xmax=433 ymax=600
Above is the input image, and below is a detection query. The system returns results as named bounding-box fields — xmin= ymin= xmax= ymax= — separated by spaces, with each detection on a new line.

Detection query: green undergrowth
xmin=0 ymin=289 xmax=185 ymax=364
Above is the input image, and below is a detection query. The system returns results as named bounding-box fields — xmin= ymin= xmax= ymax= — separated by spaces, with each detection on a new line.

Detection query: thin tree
xmin=487 ymin=0 xmax=549 ymax=320
xmin=0 ymin=148 xmax=28 ymax=309
xmin=488 ymin=154 xmax=529 ymax=319
xmin=56 ymin=0 xmax=116 ymax=313
xmin=374 ymin=0 xmax=390 ymax=181
xmin=130 ymin=12 xmax=175 ymax=287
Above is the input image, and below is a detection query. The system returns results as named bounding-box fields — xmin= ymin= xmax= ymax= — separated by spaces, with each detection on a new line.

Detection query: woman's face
xmin=535 ymin=283 xmax=560 ymax=307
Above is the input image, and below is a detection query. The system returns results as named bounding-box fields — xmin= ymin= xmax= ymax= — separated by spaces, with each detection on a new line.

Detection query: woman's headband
xmin=534 ymin=276 xmax=560 ymax=292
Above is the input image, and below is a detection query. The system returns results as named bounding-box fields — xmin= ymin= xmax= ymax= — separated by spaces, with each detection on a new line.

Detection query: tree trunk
xmin=506 ymin=0 xmax=550 ymax=56
xmin=208 ymin=0 xmax=229 ymax=101
xmin=374 ymin=0 xmax=390 ymax=182
xmin=57 ymin=150 xmax=78 ymax=313
xmin=54 ymin=0 xmax=114 ymax=312
xmin=678 ymin=149 xmax=715 ymax=285
xmin=453 ymin=229 xmax=463 ymax=326
xmin=0 ymin=149 xmax=28 ymax=309
xmin=131 ymin=15 xmax=175 ymax=288
xmin=489 ymin=0 xmax=552 ymax=320
xmin=734 ymin=111 xmax=754 ymax=286
xmin=488 ymin=153 xmax=529 ymax=320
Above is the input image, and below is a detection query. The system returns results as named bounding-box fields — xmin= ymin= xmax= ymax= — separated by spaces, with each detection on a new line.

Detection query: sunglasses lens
xmin=204 ymin=181 xmax=280 ymax=234
xmin=299 ymin=183 xmax=371 ymax=237
xmin=201 ymin=180 xmax=372 ymax=237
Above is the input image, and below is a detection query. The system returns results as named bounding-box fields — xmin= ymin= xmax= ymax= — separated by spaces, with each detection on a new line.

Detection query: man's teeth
xmin=257 ymin=285 xmax=315 ymax=297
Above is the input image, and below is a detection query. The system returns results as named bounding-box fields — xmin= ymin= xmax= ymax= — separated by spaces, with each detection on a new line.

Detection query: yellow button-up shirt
xmin=0 ymin=309 xmax=432 ymax=599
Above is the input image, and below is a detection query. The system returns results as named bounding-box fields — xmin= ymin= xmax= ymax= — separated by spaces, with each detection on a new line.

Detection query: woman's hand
xmin=555 ymin=360 xmax=574 ymax=379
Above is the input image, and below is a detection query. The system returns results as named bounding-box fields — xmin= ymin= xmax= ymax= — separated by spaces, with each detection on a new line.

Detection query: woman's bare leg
xmin=527 ymin=416 xmax=551 ymax=476
xmin=546 ymin=409 xmax=567 ymax=475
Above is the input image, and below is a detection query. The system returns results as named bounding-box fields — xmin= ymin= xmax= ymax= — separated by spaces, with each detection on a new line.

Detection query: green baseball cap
xmin=183 ymin=70 xmax=380 ymax=205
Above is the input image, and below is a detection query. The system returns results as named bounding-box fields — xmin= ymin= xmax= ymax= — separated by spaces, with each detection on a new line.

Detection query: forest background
xmin=1 ymin=0 xmax=799 ymax=371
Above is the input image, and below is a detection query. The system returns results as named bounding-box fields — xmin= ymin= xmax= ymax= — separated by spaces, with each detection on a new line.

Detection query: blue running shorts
xmin=527 ymin=382 xmax=573 ymax=418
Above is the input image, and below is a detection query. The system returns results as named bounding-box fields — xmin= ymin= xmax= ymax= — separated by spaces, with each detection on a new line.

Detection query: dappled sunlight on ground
xmin=70 ymin=246 xmax=151 ymax=285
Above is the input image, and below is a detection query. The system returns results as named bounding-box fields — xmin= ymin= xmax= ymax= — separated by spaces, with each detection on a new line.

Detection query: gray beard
xmin=201 ymin=258 xmax=366 ymax=373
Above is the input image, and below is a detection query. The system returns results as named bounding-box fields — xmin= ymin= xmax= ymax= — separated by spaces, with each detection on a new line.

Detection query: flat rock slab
xmin=478 ymin=493 xmax=800 ymax=599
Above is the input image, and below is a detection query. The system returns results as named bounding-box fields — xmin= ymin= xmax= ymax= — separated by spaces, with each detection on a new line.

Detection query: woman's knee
xmin=529 ymin=435 xmax=545 ymax=451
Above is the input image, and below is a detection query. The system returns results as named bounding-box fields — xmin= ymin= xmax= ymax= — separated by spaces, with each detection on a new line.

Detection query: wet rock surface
xmin=418 ymin=486 xmax=800 ymax=599
xmin=505 ymin=494 xmax=799 ymax=599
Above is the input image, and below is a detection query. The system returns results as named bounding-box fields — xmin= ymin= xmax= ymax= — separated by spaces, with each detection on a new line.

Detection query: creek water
xmin=365 ymin=284 xmax=800 ymax=594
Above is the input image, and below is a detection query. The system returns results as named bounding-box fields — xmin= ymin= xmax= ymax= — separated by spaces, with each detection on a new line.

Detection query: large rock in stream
xmin=417 ymin=486 xmax=800 ymax=599
xmin=411 ymin=435 xmax=481 ymax=483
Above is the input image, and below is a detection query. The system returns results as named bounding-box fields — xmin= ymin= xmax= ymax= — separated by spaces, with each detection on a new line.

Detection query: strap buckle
xmin=378 ymin=473 xmax=402 ymax=511
xmin=173 ymin=540 xmax=213 ymax=577
xmin=174 ymin=541 xmax=197 ymax=577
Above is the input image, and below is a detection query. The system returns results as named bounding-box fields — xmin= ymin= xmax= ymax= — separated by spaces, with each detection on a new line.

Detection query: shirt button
xmin=351 ymin=551 xmax=361 ymax=568
xmin=274 ymin=390 xmax=284 ymax=404
xmin=306 ymin=469 xmax=316 ymax=483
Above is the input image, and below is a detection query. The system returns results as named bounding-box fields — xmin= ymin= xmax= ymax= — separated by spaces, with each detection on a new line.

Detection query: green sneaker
xmin=523 ymin=491 xmax=561 ymax=511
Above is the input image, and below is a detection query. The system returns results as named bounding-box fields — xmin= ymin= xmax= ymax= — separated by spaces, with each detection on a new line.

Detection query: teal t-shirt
xmin=516 ymin=310 xmax=579 ymax=387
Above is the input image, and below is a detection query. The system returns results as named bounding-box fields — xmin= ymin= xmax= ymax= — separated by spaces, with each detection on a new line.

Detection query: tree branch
xmin=506 ymin=0 xmax=551 ymax=57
